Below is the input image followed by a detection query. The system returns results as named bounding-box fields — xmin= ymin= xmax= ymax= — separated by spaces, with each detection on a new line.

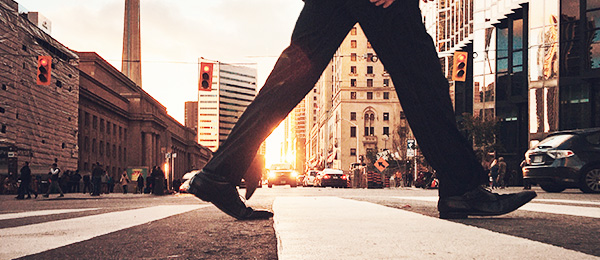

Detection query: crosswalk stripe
xmin=393 ymin=196 xmax=600 ymax=218
xmin=0 ymin=208 xmax=101 ymax=221
xmin=0 ymin=204 xmax=208 ymax=260
xmin=274 ymin=197 xmax=597 ymax=260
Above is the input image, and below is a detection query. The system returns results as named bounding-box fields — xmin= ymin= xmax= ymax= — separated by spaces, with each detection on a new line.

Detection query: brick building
xmin=0 ymin=0 xmax=79 ymax=176
xmin=0 ymin=0 xmax=210 ymax=189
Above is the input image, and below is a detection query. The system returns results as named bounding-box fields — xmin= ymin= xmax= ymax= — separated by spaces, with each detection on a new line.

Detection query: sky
xmin=17 ymin=0 xmax=304 ymax=166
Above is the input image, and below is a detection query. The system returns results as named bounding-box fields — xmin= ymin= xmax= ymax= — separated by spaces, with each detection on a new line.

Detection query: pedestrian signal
xmin=199 ymin=62 xmax=214 ymax=91
xmin=452 ymin=51 xmax=467 ymax=82
xmin=37 ymin=56 xmax=52 ymax=85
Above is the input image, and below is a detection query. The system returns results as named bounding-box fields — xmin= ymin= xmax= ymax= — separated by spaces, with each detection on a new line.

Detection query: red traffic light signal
xmin=199 ymin=62 xmax=214 ymax=91
xmin=452 ymin=51 xmax=467 ymax=82
xmin=36 ymin=56 xmax=52 ymax=85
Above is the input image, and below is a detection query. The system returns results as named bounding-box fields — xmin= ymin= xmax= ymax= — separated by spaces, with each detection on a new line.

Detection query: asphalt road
xmin=1 ymin=186 xmax=599 ymax=259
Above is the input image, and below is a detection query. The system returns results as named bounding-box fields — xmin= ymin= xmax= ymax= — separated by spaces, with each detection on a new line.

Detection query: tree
xmin=459 ymin=113 xmax=501 ymax=155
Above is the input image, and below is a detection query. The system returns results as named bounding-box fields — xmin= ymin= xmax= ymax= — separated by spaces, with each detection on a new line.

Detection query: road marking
xmin=0 ymin=204 xmax=208 ymax=260
xmin=392 ymin=196 xmax=600 ymax=219
xmin=0 ymin=208 xmax=101 ymax=221
xmin=274 ymin=197 xmax=597 ymax=260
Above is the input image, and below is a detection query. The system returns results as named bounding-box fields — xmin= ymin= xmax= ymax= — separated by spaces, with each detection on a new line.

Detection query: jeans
xmin=203 ymin=0 xmax=486 ymax=197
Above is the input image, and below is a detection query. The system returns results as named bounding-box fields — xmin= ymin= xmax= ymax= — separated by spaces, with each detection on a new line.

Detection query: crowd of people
xmin=1 ymin=161 xmax=171 ymax=199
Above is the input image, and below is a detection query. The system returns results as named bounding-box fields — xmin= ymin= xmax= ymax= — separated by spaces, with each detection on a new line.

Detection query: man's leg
xmin=190 ymin=0 xmax=357 ymax=220
xmin=350 ymin=0 xmax=535 ymax=218
xmin=202 ymin=0 xmax=356 ymax=183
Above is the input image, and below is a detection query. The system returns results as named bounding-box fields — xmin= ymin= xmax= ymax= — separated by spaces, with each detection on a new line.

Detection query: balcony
xmin=362 ymin=135 xmax=377 ymax=144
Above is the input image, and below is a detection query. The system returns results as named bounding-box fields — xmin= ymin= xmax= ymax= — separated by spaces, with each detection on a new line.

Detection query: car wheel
xmin=540 ymin=183 xmax=567 ymax=193
xmin=579 ymin=167 xmax=600 ymax=193
xmin=268 ymin=183 xmax=273 ymax=188
xmin=290 ymin=183 xmax=297 ymax=188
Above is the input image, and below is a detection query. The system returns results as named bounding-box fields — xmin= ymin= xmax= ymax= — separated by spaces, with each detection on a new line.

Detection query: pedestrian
xmin=82 ymin=174 xmax=91 ymax=194
xmin=71 ymin=170 xmax=82 ymax=193
xmin=120 ymin=171 xmax=130 ymax=194
xmin=16 ymin=161 xmax=37 ymax=199
xmin=184 ymin=0 xmax=537 ymax=220
xmin=43 ymin=163 xmax=64 ymax=198
xmin=151 ymin=166 xmax=165 ymax=195
xmin=136 ymin=174 xmax=144 ymax=194
xmin=91 ymin=163 xmax=103 ymax=196
xmin=489 ymin=159 xmax=499 ymax=189
xmin=520 ymin=160 xmax=531 ymax=190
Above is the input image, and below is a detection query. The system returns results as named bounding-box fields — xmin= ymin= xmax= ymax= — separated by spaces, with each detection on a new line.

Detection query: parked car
xmin=303 ymin=170 xmax=319 ymax=187
xmin=178 ymin=170 xmax=201 ymax=193
xmin=267 ymin=163 xmax=298 ymax=188
xmin=523 ymin=128 xmax=600 ymax=193
xmin=315 ymin=169 xmax=347 ymax=188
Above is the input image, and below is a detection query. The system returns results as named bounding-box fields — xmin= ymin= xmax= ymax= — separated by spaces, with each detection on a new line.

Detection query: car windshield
xmin=536 ymin=134 xmax=574 ymax=149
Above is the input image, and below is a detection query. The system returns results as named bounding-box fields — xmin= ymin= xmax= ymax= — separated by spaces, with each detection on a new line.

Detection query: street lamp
xmin=382 ymin=134 xmax=389 ymax=151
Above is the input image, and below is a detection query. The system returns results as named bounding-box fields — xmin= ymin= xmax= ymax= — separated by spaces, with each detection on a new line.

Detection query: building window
xmin=350 ymin=112 xmax=356 ymax=120
xmin=350 ymin=126 xmax=357 ymax=137
xmin=351 ymin=79 xmax=357 ymax=87
xmin=351 ymin=53 xmax=357 ymax=61
xmin=100 ymin=119 xmax=104 ymax=133
xmin=364 ymin=112 xmax=375 ymax=136
xmin=367 ymin=66 xmax=373 ymax=74
xmin=350 ymin=66 xmax=357 ymax=74
xmin=350 ymin=148 xmax=357 ymax=156
xmin=383 ymin=112 xmax=389 ymax=121
xmin=92 ymin=139 xmax=97 ymax=153
xmin=367 ymin=92 xmax=373 ymax=99
xmin=351 ymin=27 xmax=357 ymax=35
xmin=351 ymin=40 xmax=357 ymax=48
xmin=367 ymin=79 xmax=373 ymax=87
xmin=383 ymin=92 xmax=390 ymax=99
xmin=93 ymin=116 xmax=97 ymax=129
xmin=84 ymin=112 xmax=90 ymax=126
xmin=383 ymin=79 xmax=390 ymax=87
xmin=383 ymin=127 xmax=390 ymax=135
xmin=351 ymin=92 xmax=357 ymax=99
xmin=99 ymin=141 xmax=104 ymax=155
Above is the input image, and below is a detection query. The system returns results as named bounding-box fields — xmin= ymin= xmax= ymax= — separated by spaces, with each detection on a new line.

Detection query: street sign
xmin=375 ymin=157 xmax=389 ymax=172
xmin=407 ymin=139 xmax=416 ymax=158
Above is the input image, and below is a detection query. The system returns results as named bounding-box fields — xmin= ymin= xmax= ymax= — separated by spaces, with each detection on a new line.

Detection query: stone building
xmin=77 ymin=52 xmax=212 ymax=184
xmin=0 ymin=0 xmax=79 ymax=175
xmin=306 ymin=24 xmax=408 ymax=171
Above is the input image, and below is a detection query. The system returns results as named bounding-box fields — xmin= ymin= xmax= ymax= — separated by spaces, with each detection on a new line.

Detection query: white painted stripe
xmin=274 ymin=197 xmax=597 ymax=260
xmin=393 ymin=196 xmax=600 ymax=218
xmin=0 ymin=208 xmax=101 ymax=221
xmin=0 ymin=204 xmax=208 ymax=260
xmin=534 ymin=199 xmax=600 ymax=206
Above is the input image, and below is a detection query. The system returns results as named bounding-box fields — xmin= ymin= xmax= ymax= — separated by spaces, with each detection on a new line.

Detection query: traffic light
xmin=452 ymin=51 xmax=467 ymax=82
xmin=199 ymin=62 xmax=214 ymax=91
xmin=36 ymin=56 xmax=52 ymax=85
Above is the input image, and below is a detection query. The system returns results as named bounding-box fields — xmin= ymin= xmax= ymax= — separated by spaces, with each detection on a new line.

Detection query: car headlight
xmin=268 ymin=172 xmax=276 ymax=179
xmin=547 ymin=150 xmax=574 ymax=159
xmin=291 ymin=171 xmax=298 ymax=177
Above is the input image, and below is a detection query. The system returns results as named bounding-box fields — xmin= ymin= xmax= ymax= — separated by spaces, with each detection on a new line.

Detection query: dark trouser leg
xmin=349 ymin=0 xmax=486 ymax=197
xmin=203 ymin=0 xmax=356 ymax=184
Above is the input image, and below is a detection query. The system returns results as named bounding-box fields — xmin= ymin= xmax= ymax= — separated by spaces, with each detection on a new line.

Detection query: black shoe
xmin=438 ymin=186 xmax=536 ymax=219
xmin=188 ymin=170 xmax=273 ymax=220
xmin=42 ymin=194 xmax=49 ymax=198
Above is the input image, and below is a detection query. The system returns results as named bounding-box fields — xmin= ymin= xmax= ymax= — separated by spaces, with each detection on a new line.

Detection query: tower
xmin=121 ymin=0 xmax=142 ymax=87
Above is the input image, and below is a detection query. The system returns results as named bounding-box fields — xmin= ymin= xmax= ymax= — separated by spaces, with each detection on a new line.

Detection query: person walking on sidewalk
xmin=91 ymin=163 xmax=103 ymax=196
xmin=120 ymin=171 xmax=130 ymax=194
xmin=187 ymin=0 xmax=536 ymax=220
xmin=43 ymin=163 xmax=64 ymax=198
xmin=16 ymin=161 xmax=37 ymax=199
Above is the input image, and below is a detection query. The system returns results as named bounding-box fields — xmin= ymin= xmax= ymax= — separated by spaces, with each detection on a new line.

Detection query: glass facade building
xmin=423 ymin=0 xmax=600 ymax=167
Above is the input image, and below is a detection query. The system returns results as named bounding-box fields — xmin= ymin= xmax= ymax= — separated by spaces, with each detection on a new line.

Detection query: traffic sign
xmin=375 ymin=157 xmax=389 ymax=172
